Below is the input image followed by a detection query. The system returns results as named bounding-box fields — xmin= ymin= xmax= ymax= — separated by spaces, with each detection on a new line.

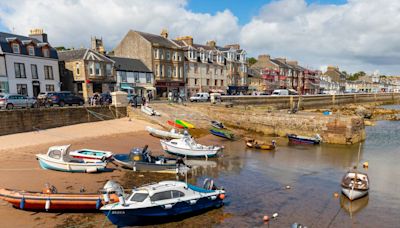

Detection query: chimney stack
xmin=224 ymin=44 xmax=240 ymax=50
xmin=176 ymin=36 xmax=193 ymax=46
xmin=206 ymin=40 xmax=216 ymax=48
xmin=258 ymin=54 xmax=271 ymax=61
xmin=160 ymin=29 xmax=168 ymax=38
xmin=29 ymin=28 xmax=48 ymax=43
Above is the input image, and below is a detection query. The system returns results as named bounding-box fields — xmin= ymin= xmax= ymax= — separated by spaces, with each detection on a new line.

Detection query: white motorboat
xmin=146 ymin=126 xmax=184 ymax=139
xmin=341 ymin=171 xmax=369 ymax=201
xmin=141 ymin=105 xmax=160 ymax=116
xmin=101 ymin=179 xmax=225 ymax=227
xmin=69 ymin=148 xmax=113 ymax=161
xmin=160 ymin=136 xmax=222 ymax=158
xmin=36 ymin=145 xmax=108 ymax=173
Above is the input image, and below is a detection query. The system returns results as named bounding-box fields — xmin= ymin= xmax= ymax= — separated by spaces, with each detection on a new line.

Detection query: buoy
xmin=19 ymin=196 xmax=25 ymax=209
xmin=263 ymin=215 xmax=270 ymax=222
xmin=45 ymin=198 xmax=51 ymax=211
xmin=272 ymin=213 xmax=278 ymax=218
xmin=219 ymin=194 xmax=225 ymax=200
xmin=363 ymin=161 xmax=369 ymax=168
xmin=333 ymin=192 xmax=339 ymax=198
xmin=96 ymin=198 xmax=101 ymax=209
xmin=285 ymin=185 xmax=291 ymax=189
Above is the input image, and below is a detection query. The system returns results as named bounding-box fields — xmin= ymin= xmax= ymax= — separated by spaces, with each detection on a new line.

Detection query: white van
xmin=271 ymin=89 xmax=289 ymax=96
xmin=189 ymin=92 xmax=210 ymax=102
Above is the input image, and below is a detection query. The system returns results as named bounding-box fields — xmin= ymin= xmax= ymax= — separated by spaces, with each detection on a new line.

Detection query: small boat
xmin=36 ymin=145 xmax=108 ymax=173
xmin=146 ymin=126 xmax=184 ymax=139
xmin=113 ymin=146 xmax=190 ymax=173
xmin=210 ymin=128 xmax=234 ymax=140
xmin=160 ymin=135 xmax=222 ymax=158
xmin=101 ymin=179 xmax=225 ymax=227
xmin=341 ymin=171 xmax=369 ymax=201
xmin=69 ymin=149 xmax=113 ymax=161
xmin=141 ymin=105 xmax=161 ymax=116
xmin=287 ymin=134 xmax=321 ymax=144
xmin=0 ymin=181 xmax=123 ymax=211
xmin=246 ymin=139 xmax=276 ymax=150
xmin=211 ymin=120 xmax=225 ymax=129
xmin=175 ymin=119 xmax=195 ymax=129
xmin=167 ymin=120 xmax=185 ymax=129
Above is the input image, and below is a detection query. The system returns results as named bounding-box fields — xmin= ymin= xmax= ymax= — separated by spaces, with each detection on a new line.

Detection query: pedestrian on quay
xmin=133 ymin=94 xmax=138 ymax=108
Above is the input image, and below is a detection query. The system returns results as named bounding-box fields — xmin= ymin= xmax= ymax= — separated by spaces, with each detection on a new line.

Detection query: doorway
xmin=32 ymin=82 xmax=40 ymax=97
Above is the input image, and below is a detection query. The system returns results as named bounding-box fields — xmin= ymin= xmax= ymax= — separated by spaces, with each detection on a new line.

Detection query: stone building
xmin=113 ymin=29 xmax=185 ymax=98
xmin=0 ymin=29 xmax=60 ymax=96
xmin=172 ymin=36 xmax=227 ymax=96
xmin=58 ymin=48 xmax=115 ymax=102
xmin=324 ymin=66 xmax=346 ymax=93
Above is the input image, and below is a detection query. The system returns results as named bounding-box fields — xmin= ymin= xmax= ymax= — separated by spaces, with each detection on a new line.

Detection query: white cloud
xmin=1 ymin=0 xmax=400 ymax=74
xmin=0 ymin=0 xmax=239 ymax=50
xmin=241 ymin=0 xmax=400 ymax=74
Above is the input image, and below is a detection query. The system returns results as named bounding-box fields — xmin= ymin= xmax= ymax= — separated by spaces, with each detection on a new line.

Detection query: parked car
xmin=271 ymin=89 xmax=289 ymax=96
xmin=189 ymin=92 xmax=210 ymax=102
xmin=0 ymin=94 xmax=38 ymax=110
xmin=48 ymin=91 xmax=84 ymax=107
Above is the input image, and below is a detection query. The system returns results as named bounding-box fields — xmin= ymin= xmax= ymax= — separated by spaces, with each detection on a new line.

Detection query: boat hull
xmin=37 ymin=155 xmax=107 ymax=173
xmin=113 ymin=154 xmax=180 ymax=172
xmin=146 ymin=126 xmax=183 ymax=139
xmin=342 ymin=188 xmax=369 ymax=201
xmin=210 ymin=129 xmax=234 ymax=140
xmin=102 ymin=198 xmax=223 ymax=226
xmin=287 ymin=134 xmax=320 ymax=145
xmin=160 ymin=141 xmax=220 ymax=158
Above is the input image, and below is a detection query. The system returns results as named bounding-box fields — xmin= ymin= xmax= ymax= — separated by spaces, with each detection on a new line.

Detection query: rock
xmin=355 ymin=106 xmax=372 ymax=118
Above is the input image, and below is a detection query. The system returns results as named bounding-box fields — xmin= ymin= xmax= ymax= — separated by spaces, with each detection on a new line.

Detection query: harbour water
xmin=157 ymin=109 xmax=400 ymax=227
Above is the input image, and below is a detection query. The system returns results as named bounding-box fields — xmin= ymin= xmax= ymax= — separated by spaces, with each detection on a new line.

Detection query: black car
xmin=48 ymin=91 xmax=84 ymax=107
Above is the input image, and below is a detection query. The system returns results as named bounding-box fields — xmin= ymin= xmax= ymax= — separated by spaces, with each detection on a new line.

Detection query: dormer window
xmin=42 ymin=48 xmax=50 ymax=58
xmin=12 ymin=43 xmax=20 ymax=54
xmin=28 ymin=46 xmax=35 ymax=56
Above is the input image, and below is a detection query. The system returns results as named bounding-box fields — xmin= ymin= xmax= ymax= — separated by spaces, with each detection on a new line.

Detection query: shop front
xmin=155 ymin=81 xmax=185 ymax=98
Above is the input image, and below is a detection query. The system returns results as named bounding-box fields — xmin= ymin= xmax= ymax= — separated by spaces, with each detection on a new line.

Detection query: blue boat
xmin=101 ymin=179 xmax=225 ymax=226
xmin=287 ymin=134 xmax=322 ymax=145
xmin=210 ymin=128 xmax=234 ymax=140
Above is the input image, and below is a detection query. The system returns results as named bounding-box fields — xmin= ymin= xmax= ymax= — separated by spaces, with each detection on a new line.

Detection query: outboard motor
xmin=129 ymin=148 xmax=143 ymax=162
xmin=100 ymin=180 xmax=125 ymax=205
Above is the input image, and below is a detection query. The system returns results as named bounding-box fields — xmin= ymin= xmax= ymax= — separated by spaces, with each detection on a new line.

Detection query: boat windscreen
xmin=130 ymin=193 xmax=148 ymax=202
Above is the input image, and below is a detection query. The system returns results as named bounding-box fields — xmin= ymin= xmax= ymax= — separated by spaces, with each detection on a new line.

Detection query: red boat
xmin=0 ymin=181 xmax=123 ymax=211
xmin=167 ymin=120 xmax=184 ymax=129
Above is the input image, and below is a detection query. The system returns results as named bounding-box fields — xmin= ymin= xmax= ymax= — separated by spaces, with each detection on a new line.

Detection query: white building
xmin=0 ymin=29 xmax=60 ymax=97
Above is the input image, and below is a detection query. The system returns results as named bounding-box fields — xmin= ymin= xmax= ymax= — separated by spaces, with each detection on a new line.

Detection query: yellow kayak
xmin=175 ymin=119 xmax=195 ymax=129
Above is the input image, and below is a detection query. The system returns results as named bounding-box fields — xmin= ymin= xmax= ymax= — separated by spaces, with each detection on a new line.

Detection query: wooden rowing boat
xmin=246 ymin=139 xmax=276 ymax=150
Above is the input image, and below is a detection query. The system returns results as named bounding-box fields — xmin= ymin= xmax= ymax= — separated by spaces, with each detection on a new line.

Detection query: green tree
xmin=247 ymin=57 xmax=257 ymax=66
xmin=347 ymin=71 xmax=366 ymax=81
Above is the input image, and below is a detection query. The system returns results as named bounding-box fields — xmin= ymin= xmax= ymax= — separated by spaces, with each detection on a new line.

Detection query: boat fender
xmin=163 ymin=204 xmax=173 ymax=209
xmin=219 ymin=194 xmax=225 ymax=200
xmin=209 ymin=195 xmax=217 ymax=200
xmin=103 ymin=193 xmax=110 ymax=204
xmin=45 ymin=198 xmax=51 ymax=211
xmin=19 ymin=196 xmax=25 ymax=209
xmin=133 ymin=162 xmax=137 ymax=172
xmin=96 ymin=198 xmax=101 ymax=209
xmin=189 ymin=199 xmax=197 ymax=205
xmin=86 ymin=167 xmax=98 ymax=173
xmin=118 ymin=195 xmax=126 ymax=206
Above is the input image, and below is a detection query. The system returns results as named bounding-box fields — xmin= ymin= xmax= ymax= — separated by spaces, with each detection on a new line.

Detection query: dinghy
xmin=246 ymin=139 xmax=276 ymax=150
xmin=211 ymin=120 xmax=225 ymax=129
xmin=167 ymin=120 xmax=185 ymax=129
xmin=160 ymin=135 xmax=222 ymax=157
xmin=146 ymin=126 xmax=184 ymax=139
xmin=0 ymin=181 xmax=123 ymax=211
xmin=101 ymin=179 xmax=225 ymax=227
xmin=341 ymin=171 xmax=369 ymax=201
xmin=210 ymin=128 xmax=234 ymax=140
xmin=175 ymin=119 xmax=195 ymax=129
xmin=113 ymin=146 xmax=190 ymax=173
xmin=36 ymin=145 xmax=108 ymax=173
xmin=141 ymin=105 xmax=161 ymax=116
xmin=69 ymin=148 xmax=113 ymax=161
xmin=287 ymin=134 xmax=321 ymax=144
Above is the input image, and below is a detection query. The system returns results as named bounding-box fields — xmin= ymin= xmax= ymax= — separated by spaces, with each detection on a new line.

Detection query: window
xmin=28 ymin=46 xmax=35 ymax=56
xmin=206 ymin=79 xmax=210 ymax=86
xmin=160 ymin=64 xmax=163 ymax=76
xmin=106 ymin=64 xmax=112 ymax=76
xmin=44 ymin=66 xmax=54 ymax=80
xmin=46 ymin=84 xmax=55 ymax=92
xmin=155 ymin=64 xmax=159 ymax=76
xmin=220 ymin=68 xmax=223 ymax=75
xmin=154 ymin=49 xmax=158 ymax=59
xmin=134 ymin=72 xmax=140 ymax=82
xmin=167 ymin=66 xmax=171 ymax=78
xmin=195 ymin=78 xmax=198 ymax=85
xmin=42 ymin=48 xmax=50 ymax=57
xmin=12 ymin=43 xmax=20 ymax=53
xmin=160 ymin=49 xmax=164 ymax=59
xmin=146 ymin=73 xmax=152 ymax=83
xmin=14 ymin=63 xmax=26 ymax=78
xmin=130 ymin=193 xmax=148 ymax=202
xmin=89 ymin=62 xmax=94 ymax=75
xmin=221 ymin=80 xmax=224 ymax=86
xmin=31 ymin=64 xmax=38 ymax=79
xmin=17 ymin=84 xmax=28 ymax=96
xmin=48 ymin=150 xmax=62 ymax=159
xmin=178 ymin=66 xmax=182 ymax=78
xmin=171 ymin=191 xmax=185 ymax=198
xmin=178 ymin=52 xmax=182 ymax=61
xmin=95 ymin=63 xmax=100 ymax=75
xmin=150 ymin=191 xmax=173 ymax=201
xmin=76 ymin=63 xmax=80 ymax=75
xmin=0 ymin=81 xmax=9 ymax=93
xmin=119 ymin=71 xmax=127 ymax=82
xmin=215 ymin=79 xmax=217 ymax=86
xmin=166 ymin=51 xmax=170 ymax=60
xmin=214 ymin=67 xmax=218 ymax=75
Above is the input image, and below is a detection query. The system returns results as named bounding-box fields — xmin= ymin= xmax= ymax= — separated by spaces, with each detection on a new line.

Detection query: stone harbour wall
xmin=0 ymin=106 xmax=127 ymax=136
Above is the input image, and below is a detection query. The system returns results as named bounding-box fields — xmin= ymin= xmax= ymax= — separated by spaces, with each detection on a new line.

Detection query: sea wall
xmin=221 ymin=93 xmax=400 ymax=109
xmin=0 ymin=106 xmax=127 ymax=136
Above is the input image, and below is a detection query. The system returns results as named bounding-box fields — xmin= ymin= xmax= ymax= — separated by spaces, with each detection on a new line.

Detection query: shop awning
xmin=121 ymin=85 xmax=134 ymax=90
xmin=144 ymin=86 xmax=156 ymax=90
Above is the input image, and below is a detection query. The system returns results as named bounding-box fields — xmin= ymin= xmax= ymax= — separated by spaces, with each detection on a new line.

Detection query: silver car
xmin=0 ymin=94 xmax=38 ymax=110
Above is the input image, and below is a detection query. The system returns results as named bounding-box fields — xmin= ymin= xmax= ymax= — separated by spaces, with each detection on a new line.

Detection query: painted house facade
xmin=113 ymin=30 xmax=185 ymax=98
xmin=109 ymin=56 xmax=154 ymax=97
xmin=324 ymin=66 xmax=346 ymax=93
xmin=0 ymin=29 xmax=60 ymax=97
xmin=58 ymin=49 xmax=115 ymax=101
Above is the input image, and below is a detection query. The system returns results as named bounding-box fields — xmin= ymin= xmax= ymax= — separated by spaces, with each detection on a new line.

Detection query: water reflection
xmin=340 ymin=194 xmax=369 ymax=218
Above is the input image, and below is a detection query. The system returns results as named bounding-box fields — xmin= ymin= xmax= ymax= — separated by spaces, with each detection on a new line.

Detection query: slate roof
xmin=135 ymin=31 xmax=178 ymax=48
xmin=110 ymin=56 xmax=152 ymax=73
xmin=58 ymin=49 xmax=113 ymax=63
xmin=271 ymin=59 xmax=294 ymax=69
xmin=0 ymin=31 xmax=58 ymax=59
